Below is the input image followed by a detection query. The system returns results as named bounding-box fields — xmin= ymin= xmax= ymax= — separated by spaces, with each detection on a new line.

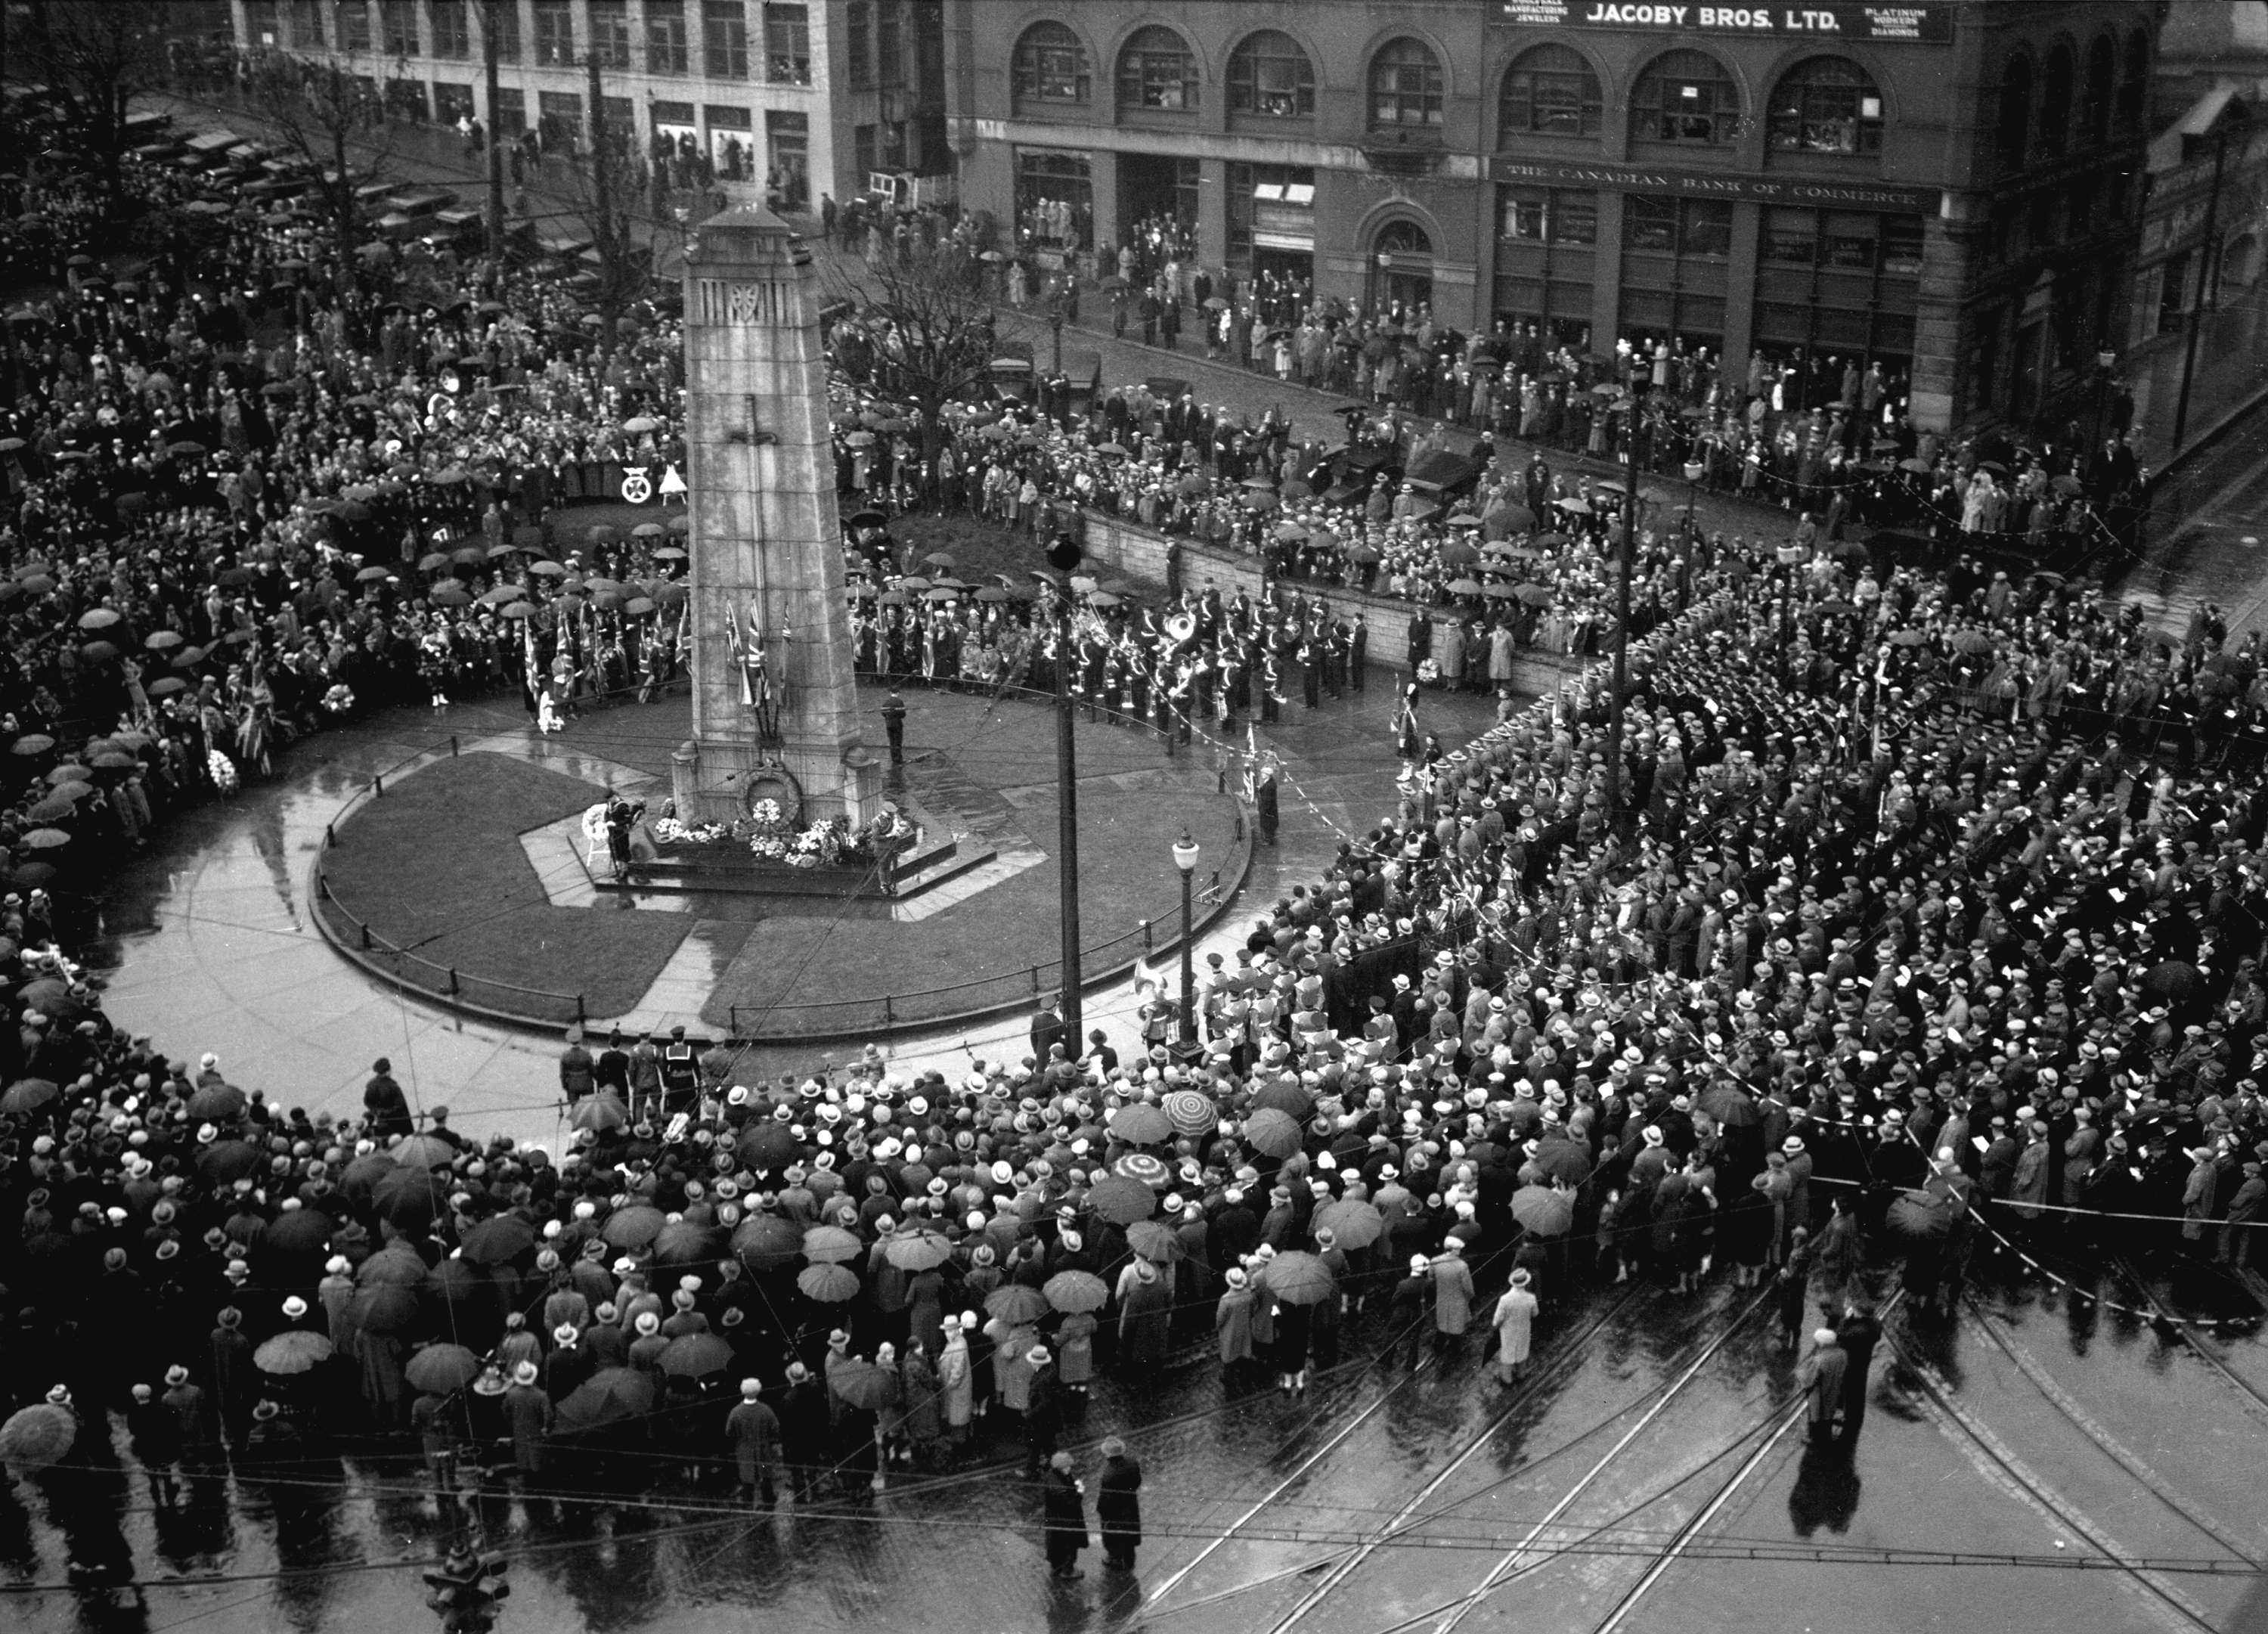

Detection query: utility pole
xmin=587 ymin=48 xmax=609 ymax=237
xmin=2171 ymin=128 xmax=2230 ymax=454
xmin=1603 ymin=402 xmax=1641 ymax=820
xmin=482 ymin=0 xmax=504 ymax=293
xmin=1046 ymin=535 xmax=1084 ymax=1044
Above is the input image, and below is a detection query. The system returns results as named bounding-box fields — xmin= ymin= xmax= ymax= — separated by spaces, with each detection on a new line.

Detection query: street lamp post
xmin=1046 ymin=534 xmax=1085 ymax=1043
xmin=1173 ymin=829 xmax=1200 ymax=1051
xmin=1682 ymin=457 xmax=1705 ymax=542
xmin=2091 ymin=346 xmax=2118 ymax=457
xmin=1603 ymin=402 xmax=1644 ymax=820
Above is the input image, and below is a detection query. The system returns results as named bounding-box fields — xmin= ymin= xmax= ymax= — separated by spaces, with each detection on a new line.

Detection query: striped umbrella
xmin=1163 ymin=1089 xmax=1216 ymax=1136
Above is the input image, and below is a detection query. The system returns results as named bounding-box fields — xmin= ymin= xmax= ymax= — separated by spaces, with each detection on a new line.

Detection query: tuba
xmin=1163 ymin=610 xmax=1198 ymax=649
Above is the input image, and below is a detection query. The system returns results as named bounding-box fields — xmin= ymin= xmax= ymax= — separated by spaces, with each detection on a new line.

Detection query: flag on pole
xmin=1396 ymin=684 xmax=1421 ymax=761
xmin=1243 ymin=721 xmax=1259 ymax=802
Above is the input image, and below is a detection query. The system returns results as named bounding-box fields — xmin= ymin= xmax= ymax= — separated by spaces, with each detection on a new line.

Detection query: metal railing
xmin=310 ymin=734 xmax=591 ymax=1028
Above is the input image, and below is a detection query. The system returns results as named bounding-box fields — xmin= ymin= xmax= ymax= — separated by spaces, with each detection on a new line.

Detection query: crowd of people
xmin=3 ymin=95 xmax=2266 ymax=1608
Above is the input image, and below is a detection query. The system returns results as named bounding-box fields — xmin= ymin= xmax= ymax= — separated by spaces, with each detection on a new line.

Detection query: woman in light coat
xmin=937 ymin=1317 xmax=973 ymax=1442
xmin=1490 ymin=1269 xmax=1539 ymax=1384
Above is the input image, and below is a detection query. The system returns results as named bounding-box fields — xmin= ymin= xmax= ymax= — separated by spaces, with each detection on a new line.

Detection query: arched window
xmin=2082 ymin=37 xmax=2114 ymax=147
xmin=2118 ymin=29 xmax=2149 ymax=131
xmin=1228 ymin=29 xmax=1313 ymax=119
xmin=2038 ymin=43 xmax=2073 ymax=159
xmin=1377 ymin=221 xmax=1432 ymax=256
xmin=1767 ymin=57 xmax=1882 ymax=154
xmin=1012 ymin=22 xmax=1088 ymax=107
xmin=1369 ymin=37 xmax=1443 ymax=130
xmin=1117 ymin=25 xmax=1196 ymax=112
xmin=1631 ymin=49 xmax=1740 ymax=145
xmin=1499 ymin=45 xmax=1601 ymax=139
xmin=1996 ymin=55 xmax=2033 ymax=169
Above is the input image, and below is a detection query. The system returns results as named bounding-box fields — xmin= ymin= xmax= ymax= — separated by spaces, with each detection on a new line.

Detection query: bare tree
xmin=239 ymin=46 xmax=399 ymax=282
xmin=823 ymin=239 xmax=999 ymax=473
xmin=20 ymin=0 xmax=171 ymax=211
xmin=547 ymin=56 xmax=650 ymax=361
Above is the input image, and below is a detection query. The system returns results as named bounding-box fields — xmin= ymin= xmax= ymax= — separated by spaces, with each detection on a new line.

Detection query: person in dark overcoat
xmin=1042 ymin=1450 xmax=1089 ymax=1580
xmin=1097 ymin=1437 xmax=1143 ymax=1572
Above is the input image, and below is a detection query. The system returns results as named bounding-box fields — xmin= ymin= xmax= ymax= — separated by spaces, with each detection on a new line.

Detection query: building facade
xmin=943 ymin=0 xmax=2161 ymax=434
xmin=229 ymin=0 xmax=947 ymax=216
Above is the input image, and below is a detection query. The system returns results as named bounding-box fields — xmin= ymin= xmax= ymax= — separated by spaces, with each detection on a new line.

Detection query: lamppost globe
xmin=1172 ymin=830 xmax=1200 ymax=1053
xmin=1172 ymin=831 xmax=1199 ymax=874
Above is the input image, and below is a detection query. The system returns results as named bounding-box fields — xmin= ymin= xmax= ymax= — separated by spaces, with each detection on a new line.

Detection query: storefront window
xmin=1018 ymin=150 xmax=1092 ymax=250
xmin=1498 ymin=186 xmax=1597 ymax=244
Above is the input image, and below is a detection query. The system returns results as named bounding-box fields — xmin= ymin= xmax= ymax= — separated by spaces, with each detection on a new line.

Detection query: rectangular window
xmin=1501 ymin=186 xmax=1547 ymax=242
xmin=1018 ymin=149 xmax=1093 ymax=250
xmin=645 ymin=0 xmax=688 ymax=73
xmin=589 ymin=0 xmax=631 ymax=69
xmin=1823 ymin=211 xmax=1877 ymax=270
xmin=1499 ymin=185 xmax=1597 ymax=245
xmin=385 ymin=76 xmax=429 ymax=121
xmin=854 ymin=122 xmax=877 ymax=178
xmin=599 ymin=94 xmax=634 ymax=153
xmin=433 ymin=80 xmax=476 ymax=123
xmin=767 ymin=108 xmax=809 ymax=209
xmin=337 ymin=0 xmax=373 ymax=52
xmin=1880 ymin=215 xmax=1926 ymax=275
xmin=1681 ymin=200 xmax=1733 ymax=259
xmin=847 ymin=2 xmax=871 ymax=88
xmin=429 ymin=0 xmax=469 ymax=58
xmin=491 ymin=83 xmax=525 ymax=134
xmin=246 ymin=1 xmax=281 ymax=48
xmin=488 ymin=0 xmax=519 ymax=62
xmin=380 ymin=0 xmax=417 ymax=56
xmin=1626 ymin=196 xmax=1676 ymax=253
xmin=538 ymin=88 xmax=583 ymax=147
xmin=876 ymin=2 xmax=901 ymax=85
xmin=2158 ymin=250 xmax=2190 ymax=334
xmin=704 ymin=1 xmax=748 ymax=79
xmin=532 ymin=0 xmax=572 ymax=65
xmin=290 ymin=0 xmax=325 ymax=48
xmin=764 ymin=3 xmax=809 ymax=84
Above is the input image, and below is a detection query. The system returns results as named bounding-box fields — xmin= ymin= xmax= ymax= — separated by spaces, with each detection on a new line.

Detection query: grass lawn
xmin=320 ymin=750 xmax=686 ymax=1022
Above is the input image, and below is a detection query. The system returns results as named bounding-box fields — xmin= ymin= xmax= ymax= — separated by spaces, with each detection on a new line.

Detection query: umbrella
xmin=352 ymin=1282 xmax=419 ymax=1334
xmin=803 ymin=1224 xmax=863 ymax=1263
xmin=144 ymin=629 xmax=183 ymax=651
xmin=659 ymin=1332 xmax=736 ymax=1378
xmin=1696 ymin=1084 xmax=1759 ymax=1130
xmin=569 ymin=1092 xmax=628 ymax=1133
xmin=185 ymin=1081 xmax=246 ymax=1120
xmin=653 ymin=1219 xmax=727 ymax=1267
xmin=391 ymin=1133 xmax=457 ymax=1168
xmin=829 ymin=1359 xmax=901 ymax=1411
xmin=1046 ymin=1270 xmax=1109 ymax=1314
xmin=1241 ymin=1108 xmax=1303 ymax=1158
xmin=1109 ymin=1102 xmax=1172 ymax=1144
xmin=985 ymin=1284 xmax=1049 ymax=1325
xmin=1094 ymin=1145 xmax=1166 ymax=1192
xmin=404 ymin=1343 xmax=484 ymax=1394
xmin=1312 ymin=1198 xmax=1384 ymax=1250
xmin=1886 ymin=1186 xmax=1957 ymax=1239
xmin=883 ymin=1228 xmax=953 ymax=1271
xmin=1946 ymin=630 xmax=1996 ymax=655
xmin=1263 ymin=1250 xmax=1337 ymax=1307
xmin=197 ymin=1138 xmax=264 ymax=1185
xmin=77 ymin=608 xmax=120 ymax=631
xmin=734 ymin=1214 xmax=804 ymax=1273
xmin=797 ymin=1262 xmax=859 ymax=1302
xmin=1510 ymin=1184 xmax=1576 ymax=1237
xmin=1164 ymin=1089 xmax=1216 ymax=1136
xmin=602 ymin=1205 xmax=667 ymax=1249
xmin=738 ymin=1121 xmax=799 ymax=1170
xmin=0 ymin=1403 xmax=77 ymax=1470
xmin=339 ymin=1152 xmax=397 ymax=1205
xmin=0 ymin=1077 xmax=57 ymax=1113
xmin=1087 ymin=1174 xmax=1157 ymax=1226
xmin=1248 ymin=1080 xmax=1312 ymax=1119
xmin=557 ymin=1367 xmax=656 ymax=1428
xmin=255 ymin=1331 xmax=333 ymax=1375
xmin=1127 ymin=1221 xmax=1182 ymax=1263
xmin=2142 ymin=960 xmax=2201 ymax=1001
xmin=460 ymin=1214 xmax=537 ymax=1266
xmin=401 ymin=1341 xmax=483 ymax=1394
xmin=357 ymin=1242 xmax=429 ymax=1286
xmin=8 ymin=733 xmax=53 ymax=756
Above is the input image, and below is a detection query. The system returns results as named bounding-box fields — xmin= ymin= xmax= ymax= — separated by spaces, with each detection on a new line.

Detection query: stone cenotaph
xmin=671 ymin=203 xmax=881 ymax=829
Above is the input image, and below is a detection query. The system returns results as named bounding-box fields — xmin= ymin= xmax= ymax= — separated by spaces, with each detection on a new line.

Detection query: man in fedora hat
xmin=503 ymin=1360 xmax=550 ymax=1477
xmin=726 ymin=1377 xmax=781 ymax=1503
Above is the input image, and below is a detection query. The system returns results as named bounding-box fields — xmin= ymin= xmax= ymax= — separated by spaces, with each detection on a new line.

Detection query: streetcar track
xmin=2110 ymin=1253 xmax=2268 ymax=1424
xmin=1960 ymin=1298 xmax=2263 ymax=1567
xmin=1139 ymin=1279 xmax=1650 ymax=1617
xmin=1256 ymin=1281 xmax=1662 ymax=1634
xmin=1422 ymin=1284 xmax=1776 ymax=1634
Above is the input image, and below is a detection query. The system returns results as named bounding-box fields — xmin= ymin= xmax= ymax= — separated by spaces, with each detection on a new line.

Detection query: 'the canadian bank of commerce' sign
xmin=1489 ymin=156 xmax=1942 ymax=212
xmin=1493 ymin=2 xmax=1954 ymax=42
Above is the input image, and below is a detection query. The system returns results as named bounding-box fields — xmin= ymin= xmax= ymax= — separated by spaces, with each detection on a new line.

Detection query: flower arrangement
xmin=653 ymin=815 xmax=728 ymax=846
xmin=1416 ymin=659 xmax=1442 ymax=685
xmin=208 ymin=749 xmax=239 ymax=794
xmin=321 ymin=684 xmax=355 ymax=715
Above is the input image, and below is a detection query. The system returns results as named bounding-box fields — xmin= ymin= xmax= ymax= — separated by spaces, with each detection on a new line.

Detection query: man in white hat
xmin=1388 ymin=1254 xmax=1433 ymax=1368
xmin=503 ymin=1360 xmax=552 ymax=1477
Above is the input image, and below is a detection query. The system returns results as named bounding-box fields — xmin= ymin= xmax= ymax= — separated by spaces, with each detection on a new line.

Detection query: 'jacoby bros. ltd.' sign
xmin=1493 ymin=1 xmax=1954 ymax=41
